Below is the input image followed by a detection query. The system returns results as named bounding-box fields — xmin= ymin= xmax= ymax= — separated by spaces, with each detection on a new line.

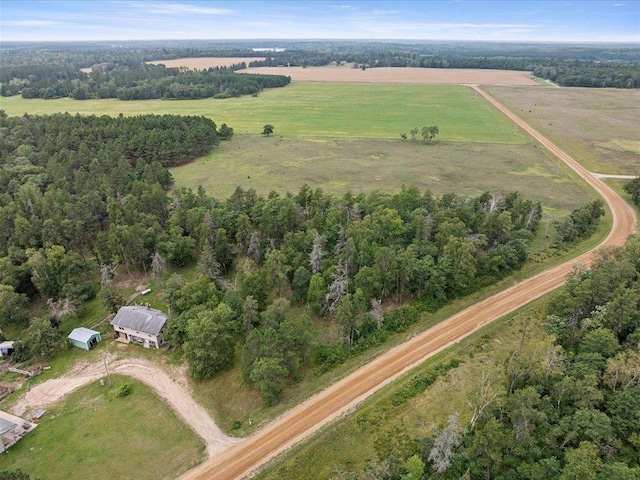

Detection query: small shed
xmin=0 ymin=417 xmax=17 ymax=453
xmin=0 ymin=341 xmax=15 ymax=357
xmin=68 ymin=328 xmax=101 ymax=350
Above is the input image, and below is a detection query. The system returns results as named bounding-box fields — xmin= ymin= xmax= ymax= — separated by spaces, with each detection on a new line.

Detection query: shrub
xmin=117 ymin=383 xmax=132 ymax=397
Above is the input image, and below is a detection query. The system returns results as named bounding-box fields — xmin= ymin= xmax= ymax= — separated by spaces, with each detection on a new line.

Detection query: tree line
xmin=2 ymin=41 xmax=638 ymax=94
xmin=1 ymin=63 xmax=291 ymax=100
xmin=248 ymin=52 xmax=640 ymax=89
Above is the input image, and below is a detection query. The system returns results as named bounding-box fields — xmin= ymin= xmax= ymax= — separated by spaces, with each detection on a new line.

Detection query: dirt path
xmin=591 ymin=173 xmax=638 ymax=179
xmin=9 ymin=354 xmax=239 ymax=456
xmin=178 ymin=87 xmax=637 ymax=480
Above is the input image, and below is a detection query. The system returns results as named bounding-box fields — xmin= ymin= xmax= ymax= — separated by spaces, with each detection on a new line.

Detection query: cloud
xmin=370 ymin=9 xmax=400 ymax=15
xmin=3 ymin=20 xmax=63 ymax=27
xmin=358 ymin=21 xmax=536 ymax=32
xmin=329 ymin=4 xmax=357 ymax=10
xmin=147 ymin=3 xmax=234 ymax=15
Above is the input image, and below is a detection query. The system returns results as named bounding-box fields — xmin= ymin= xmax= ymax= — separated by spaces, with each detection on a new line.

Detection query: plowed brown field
xmin=178 ymin=87 xmax=636 ymax=480
xmin=239 ymin=66 xmax=541 ymax=86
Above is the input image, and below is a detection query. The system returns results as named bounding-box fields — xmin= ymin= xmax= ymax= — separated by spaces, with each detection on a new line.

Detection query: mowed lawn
xmin=0 ymin=376 xmax=205 ymax=480
xmin=172 ymin=134 xmax=592 ymax=214
xmin=0 ymin=83 xmax=527 ymax=143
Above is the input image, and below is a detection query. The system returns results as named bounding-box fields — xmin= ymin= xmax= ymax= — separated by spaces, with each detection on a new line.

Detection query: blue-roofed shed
xmin=68 ymin=327 xmax=101 ymax=350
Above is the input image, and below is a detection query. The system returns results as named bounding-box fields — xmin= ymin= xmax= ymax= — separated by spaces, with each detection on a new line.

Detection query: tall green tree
xmin=183 ymin=303 xmax=236 ymax=379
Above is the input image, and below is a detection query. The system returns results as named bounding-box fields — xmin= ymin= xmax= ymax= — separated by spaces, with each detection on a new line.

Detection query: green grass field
xmin=172 ymin=134 xmax=592 ymax=213
xmin=0 ymin=375 xmax=204 ymax=479
xmin=1 ymin=83 xmax=527 ymax=142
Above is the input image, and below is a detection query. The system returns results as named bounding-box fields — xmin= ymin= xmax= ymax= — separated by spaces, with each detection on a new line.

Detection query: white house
xmin=110 ymin=305 xmax=167 ymax=349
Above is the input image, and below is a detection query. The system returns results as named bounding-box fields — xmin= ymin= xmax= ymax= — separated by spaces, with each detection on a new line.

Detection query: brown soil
xmin=147 ymin=57 xmax=266 ymax=70
xmin=176 ymin=86 xmax=637 ymax=480
xmin=238 ymin=66 xmax=541 ymax=86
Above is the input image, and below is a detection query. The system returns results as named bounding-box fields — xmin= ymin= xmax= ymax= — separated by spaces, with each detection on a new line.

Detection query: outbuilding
xmin=0 ymin=341 xmax=15 ymax=357
xmin=110 ymin=305 xmax=167 ymax=349
xmin=67 ymin=328 xmax=101 ymax=350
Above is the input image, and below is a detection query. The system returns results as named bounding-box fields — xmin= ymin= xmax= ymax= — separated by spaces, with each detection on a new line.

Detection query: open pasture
xmin=0 ymin=83 xmax=528 ymax=143
xmin=0 ymin=376 xmax=204 ymax=480
xmin=147 ymin=57 xmax=266 ymax=69
xmin=172 ymin=134 xmax=592 ymax=214
xmin=486 ymin=86 xmax=640 ymax=175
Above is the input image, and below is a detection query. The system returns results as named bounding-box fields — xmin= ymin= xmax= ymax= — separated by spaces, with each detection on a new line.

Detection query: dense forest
xmin=1 ymin=40 xmax=639 ymax=92
xmin=331 ymin=238 xmax=640 ymax=480
xmin=0 ymin=110 xmax=607 ymax=405
xmin=0 ymin=63 xmax=291 ymax=100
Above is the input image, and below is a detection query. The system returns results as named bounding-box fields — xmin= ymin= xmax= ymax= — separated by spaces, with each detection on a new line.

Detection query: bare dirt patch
xmin=147 ymin=57 xmax=266 ymax=70
xmin=238 ymin=66 xmax=540 ymax=86
xmin=9 ymin=354 xmax=239 ymax=457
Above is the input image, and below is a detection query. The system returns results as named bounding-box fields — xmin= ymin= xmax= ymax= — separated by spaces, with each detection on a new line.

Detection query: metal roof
xmin=110 ymin=305 xmax=167 ymax=336
xmin=0 ymin=341 xmax=15 ymax=349
xmin=67 ymin=328 xmax=100 ymax=343
xmin=0 ymin=417 xmax=17 ymax=435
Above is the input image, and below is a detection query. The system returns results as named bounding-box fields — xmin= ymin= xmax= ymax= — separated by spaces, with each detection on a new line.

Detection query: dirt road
xmin=178 ymin=87 xmax=637 ymax=480
xmin=10 ymin=355 xmax=239 ymax=456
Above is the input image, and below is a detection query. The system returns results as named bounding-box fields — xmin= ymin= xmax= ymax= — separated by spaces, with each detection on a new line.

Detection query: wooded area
xmin=1 ymin=41 xmax=638 ymax=94
xmin=0 ymin=63 xmax=291 ymax=100
xmin=0 ymin=108 xmax=609 ymax=406
xmin=333 ymin=238 xmax=640 ymax=480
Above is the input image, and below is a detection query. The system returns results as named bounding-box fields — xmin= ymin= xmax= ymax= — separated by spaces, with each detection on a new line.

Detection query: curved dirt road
xmin=10 ymin=355 xmax=239 ymax=456
xmin=178 ymin=87 xmax=637 ymax=480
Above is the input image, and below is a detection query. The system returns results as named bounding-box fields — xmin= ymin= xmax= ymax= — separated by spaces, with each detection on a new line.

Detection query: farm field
xmin=171 ymin=134 xmax=592 ymax=213
xmin=485 ymin=86 xmax=640 ymax=175
xmin=0 ymin=83 xmax=529 ymax=142
xmin=239 ymin=65 xmax=541 ymax=86
xmin=0 ymin=375 xmax=205 ymax=480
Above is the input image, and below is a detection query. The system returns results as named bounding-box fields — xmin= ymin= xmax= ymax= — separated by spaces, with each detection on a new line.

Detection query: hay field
xmin=486 ymin=86 xmax=640 ymax=174
xmin=0 ymin=83 xmax=528 ymax=143
xmin=238 ymin=66 xmax=541 ymax=86
xmin=171 ymin=134 xmax=591 ymax=214
xmin=147 ymin=57 xmax=266 ymax=69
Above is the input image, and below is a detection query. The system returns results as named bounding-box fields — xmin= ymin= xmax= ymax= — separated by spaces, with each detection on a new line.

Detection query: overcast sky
xmin=1 ymin=1 xmax=639 ymax=43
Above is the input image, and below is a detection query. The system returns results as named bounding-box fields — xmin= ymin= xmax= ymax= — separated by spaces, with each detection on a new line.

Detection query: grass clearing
xmin=0 ymin=375 xmax=205 ymax=480
xmin=485 ymin=86 xmax=640 ymax=174
xmin=1 ymin=83 xmax=528 ymax=142
xmin=172 ymin=134 xmax=592 ymax=213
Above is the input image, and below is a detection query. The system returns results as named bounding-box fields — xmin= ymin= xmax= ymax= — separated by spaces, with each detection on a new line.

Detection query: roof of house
xmin=110 ymin=305 xmax=167 ymax=336
xmin=0 ymin=341 xmax=15 ymax=350
xmin=0 ymin=417 xmax=17 ymax=435
xmin=67 ymin=328 xmax=100 ymax=343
